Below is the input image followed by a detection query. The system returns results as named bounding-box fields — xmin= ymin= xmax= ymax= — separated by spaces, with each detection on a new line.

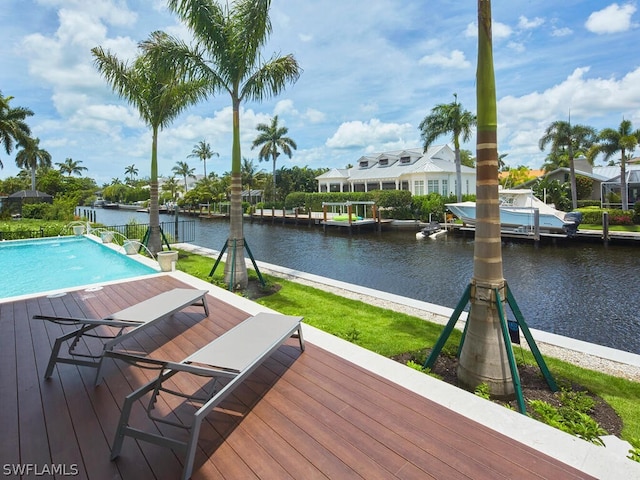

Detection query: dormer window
xmin=359 ymin=160 xmax=369 ymax=168
xmin=400 ymin=156 xmax=411 ymax=164
xmin=379 ymin=158 xmax=388 ymax=166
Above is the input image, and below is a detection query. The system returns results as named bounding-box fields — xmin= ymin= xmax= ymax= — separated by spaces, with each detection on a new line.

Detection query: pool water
xmin=0 ymin=236 xmax=158 ymax=299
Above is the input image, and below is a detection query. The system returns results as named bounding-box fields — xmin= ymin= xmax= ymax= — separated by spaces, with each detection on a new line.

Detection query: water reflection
xmin=92 ymin=208 xmax=640 ymax=354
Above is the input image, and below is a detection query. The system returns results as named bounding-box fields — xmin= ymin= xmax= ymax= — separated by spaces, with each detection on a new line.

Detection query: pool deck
xmin=1 ymin=271 xmax=638 ymax=479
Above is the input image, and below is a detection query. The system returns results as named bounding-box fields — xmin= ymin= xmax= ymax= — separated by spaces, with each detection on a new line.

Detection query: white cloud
xmin=465 ymin=20 xmax=513 ymax=39
xmin=497 ymin=66 xmax=640 ymax=168
xmin=273 ymin=100 xmax=325 ymax=123
xmin=274 ymin=99 xmax=298 ymax=117
xmin=518 ymin=16 xmax=544 ymax=30
xmin=551 ymin=26 xmax=573 ymax=37
xmin=507 ymin=42 xmax=525 ymax=53
xmin=326 ymin=119 xmax=414 ymax=149
xmin=418 ymin=49 xmax=471 ymax=69
xmin=303 ymin=108 xmax=326 ymax=123
xmin=585 ymin=3 xmax=637 ymax=34
xmin=493 ymin=21 xmax=514 ymax=39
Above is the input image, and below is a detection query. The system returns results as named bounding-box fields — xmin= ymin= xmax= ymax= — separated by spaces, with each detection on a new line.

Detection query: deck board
xmin=0 ymin=275 xmax=595 ymax=479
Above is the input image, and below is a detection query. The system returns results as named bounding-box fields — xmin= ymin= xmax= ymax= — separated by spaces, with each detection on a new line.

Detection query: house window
xmin=359 ymin=161 xmax=368 ymax=168
xmin=379 ymin=158 xmax=388 ymax=166
xmin=466 ymin=179 xmax=469 ymax=194
xmin=414 ymin=180 xmax=424 ymax=196
xmin=401 ymin=181 xmax=409 ymax=190
xmin=400 ymin=156 xmax=410 ymax=164
xmin=428 ymin=180 xmax=439 ymax=194
xmin=442 ymin=179 xmax=448 ymax=196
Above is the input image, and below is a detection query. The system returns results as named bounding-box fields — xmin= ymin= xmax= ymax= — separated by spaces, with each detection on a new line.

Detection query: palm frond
xmin=241 ymin=54 xmax=301 ymax=102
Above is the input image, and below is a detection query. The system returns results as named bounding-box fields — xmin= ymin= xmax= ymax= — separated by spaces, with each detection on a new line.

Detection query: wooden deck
xmin=0 ymin=275 xmax=595 ymax=479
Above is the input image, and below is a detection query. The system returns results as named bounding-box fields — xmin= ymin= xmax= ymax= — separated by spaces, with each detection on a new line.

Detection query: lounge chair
xmin=33 ymin=288 xmax=209 ymax=383
xmin=107 ymin=312 xmax=304 ymax=480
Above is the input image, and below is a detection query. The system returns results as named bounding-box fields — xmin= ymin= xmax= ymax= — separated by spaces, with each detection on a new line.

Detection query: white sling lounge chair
xmin=107 ymin=312 xmax=304 ymax=480
xmin=33 ymin=288 xmax=209 ymax=383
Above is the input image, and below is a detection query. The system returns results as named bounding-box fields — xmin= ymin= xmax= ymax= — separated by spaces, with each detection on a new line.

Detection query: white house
xmin=316 ymin=145 xmax=476 ymax=197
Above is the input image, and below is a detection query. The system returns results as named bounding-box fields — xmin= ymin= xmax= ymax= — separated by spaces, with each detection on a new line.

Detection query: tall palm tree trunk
xmin=457 ymin=0 xmax=514 ymax=398
xmin=148 ymin=127 xmax=162 ymax=254
xmin=454 ymin=142 xmax=462 ymax=202
xmin=224 ymin=96 xmax=248 ymax=289
xmin=568 ymin=138 xmax=578 ymax=210
xmin=272 ymin=153 xmax=277 ymax=203
xmin=621 ymin=150 xmax=628 ymax=211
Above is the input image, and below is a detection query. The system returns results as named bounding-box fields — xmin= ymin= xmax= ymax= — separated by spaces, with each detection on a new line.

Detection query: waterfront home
xmin=316 ymin=145 xmax=477 ymax=196
xmin=519 ymin=156 xmax=640 ymax=207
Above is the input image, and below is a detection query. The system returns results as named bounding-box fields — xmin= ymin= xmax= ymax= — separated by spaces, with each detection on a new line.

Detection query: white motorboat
xmin=446 ymin=189 xmax=582 ymax=236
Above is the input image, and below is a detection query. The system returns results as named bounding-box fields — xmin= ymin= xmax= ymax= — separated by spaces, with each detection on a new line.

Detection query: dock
xmin=447 ymin=224 xmax=640 ymax=245
xmin=249 ymin=203 xmax=393 ymax=233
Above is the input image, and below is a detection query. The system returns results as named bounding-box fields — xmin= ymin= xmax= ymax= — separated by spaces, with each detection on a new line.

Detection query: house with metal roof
xmin=316 ymin=145 xmax=476 ymax=196
xmin=519 ymin=156 xmax=640 ymax=207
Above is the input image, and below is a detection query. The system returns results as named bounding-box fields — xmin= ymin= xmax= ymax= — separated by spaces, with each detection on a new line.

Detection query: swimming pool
xmin=0 ymin=236 xmax=158 ymax=300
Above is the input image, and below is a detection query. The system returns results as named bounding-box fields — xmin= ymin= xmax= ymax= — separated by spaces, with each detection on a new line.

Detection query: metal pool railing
xmin=95 ymin=220 xmax=196 ymax=244
xmin=0 ymin=220 xmax=196 ymax=243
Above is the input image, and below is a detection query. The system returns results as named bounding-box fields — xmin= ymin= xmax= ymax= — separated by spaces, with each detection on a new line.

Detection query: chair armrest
xmin=33 ymin=314 xmax=142 ymax=328
xmin=104 ymin=351 xmax=168 ymax=370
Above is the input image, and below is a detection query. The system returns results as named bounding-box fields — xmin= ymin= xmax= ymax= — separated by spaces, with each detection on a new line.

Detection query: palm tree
xmin=56 ymin=157 xmax=87 ymax=176
xmin=158 ymin=0 xmax=301 ymax=289
xmin=456 ymin=0 xmax=514 ymax=398
xmin=0 ymin=91 xmax=33 ymax=169
xmin=251 ymin=115 xmax=297 ymax=203
xmin=589 ymin=119 xmax=640 ymax=210
xmin=124 ymin=164 xmax=138 ymax=184
xmin=539 ymin=120 xmax=596 ymax=210
xmin=241 ymin=157 xmax=266 ymax=203
xmin=188 ymin=140 xmax=218 ymax=179
xmin=172 ymin=160 xmax=196 ymax=192
xmin=15 ymin=137 xmax=52 ymax=191
xmin=419 ymin=93 xmax=476 ymax=202
xmin=161 ymin=175 xmax=182 ymax=201
xmin=92 ymin=31 xmax=207 ymax=254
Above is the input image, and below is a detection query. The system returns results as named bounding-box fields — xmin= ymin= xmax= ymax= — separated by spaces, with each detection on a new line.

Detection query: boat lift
xmin=321 ymin=201 xmax=380 ymax=231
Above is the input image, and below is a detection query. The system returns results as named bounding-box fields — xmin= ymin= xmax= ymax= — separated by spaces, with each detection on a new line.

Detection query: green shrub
xmin=474 ymin=383 xmax=491 ymax=400
xmin=578 ymin=208 xmax=634 ymax=225
xmin=528 ymin=395 xmax=607 ymax=445
xmin=284 ymin=192 xmax=307 ymax=210
xmin=21 ymin=202 xmax=50 ymax=219
xmin=634 ymin=203 xmax=640 ymax=224
xmin=628 ymin=438 xmax=640 ymax=463
xmin=406 ymin=360 xmax=425 ymax=372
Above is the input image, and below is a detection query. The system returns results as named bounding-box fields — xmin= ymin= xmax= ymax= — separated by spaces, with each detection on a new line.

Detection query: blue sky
xmin=1 ymin=0 xmax=639 ymax=185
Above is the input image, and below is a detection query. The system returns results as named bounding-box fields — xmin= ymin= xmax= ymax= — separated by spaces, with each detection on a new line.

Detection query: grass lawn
xmin=580 ymin=224 xmax=640 ymax=232
xmin=176 ymin=249 xmax=640 ymax=443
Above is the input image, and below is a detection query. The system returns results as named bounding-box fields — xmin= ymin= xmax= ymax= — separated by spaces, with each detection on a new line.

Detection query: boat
xmin=445 ymin=189 xmax=582 ymax=236
xmin=416 ymin=221 xmax=443 ymax=239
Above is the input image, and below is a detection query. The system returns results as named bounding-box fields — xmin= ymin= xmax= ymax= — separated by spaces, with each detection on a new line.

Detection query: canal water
xmin=90 ymin=208 xmax=640 ymax=355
